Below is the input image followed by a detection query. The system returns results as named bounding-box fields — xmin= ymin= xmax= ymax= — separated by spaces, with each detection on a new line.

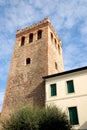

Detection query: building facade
xmin=44 ymin=66 xmax=87 ymax=129
xmin=1 ymin=18 xmax=64 ymax=116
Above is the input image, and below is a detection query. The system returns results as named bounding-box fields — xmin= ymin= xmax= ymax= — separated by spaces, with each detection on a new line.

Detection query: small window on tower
xmin=29 ymin=33 xmax=33 ymax=43
xmin=58 ymin=44 xmax=61 ymax=54
xmin=55 ymin=62 xmax=58 ymax=70
xmin=55 ymin=39 xmax=57 ymax=49
xmin=55 ymin=39 xmax=57 ymax=44
xmin=21 ymin=36 xmax=25 ymax=46
xmin=37 ymin=30 xmax=42 ymax=40
xmin=26 ymin=58 xmax=31 ymax=65
xmin=51 ymin=32 xmax=53 ymax=43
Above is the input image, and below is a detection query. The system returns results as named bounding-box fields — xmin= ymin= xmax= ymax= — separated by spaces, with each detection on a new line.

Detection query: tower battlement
xmin=17 ymin=18 xmax=50 ymax=34
xmin=16 ymin=18 xmax=61 ymax=46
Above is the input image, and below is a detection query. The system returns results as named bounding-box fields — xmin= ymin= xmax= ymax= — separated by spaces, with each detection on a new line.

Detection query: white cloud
xmin=0 ymin=0 xmax=87 ymax=34
xmin=0 ymin=34 xmax=14 ymax=58
xmin=0 ymin=0 xmax=5 ymax=5
xmin=63 ymin=42 xmax=87 ymax=70
xmin=0 ymin=61 xmax=10 ymax=80
xmin=0 ymin=0 xmax=87 ymax=111
xmin=0 ymin=0 xmax=21 ymax=6
xmin=0 ymin=0 xmax=87 ymax=73
xmin=2 ymin=1 xmax=41 ymax=33
xmin=0 ymin=0 xmax=87 ymax=72
xmin=51 ymin=0 xmax=87 ymax=30
xmin=0 ymin=34 xmax=13 ymax=81
xmin=80 ymin=20 xmax=87 ymax=35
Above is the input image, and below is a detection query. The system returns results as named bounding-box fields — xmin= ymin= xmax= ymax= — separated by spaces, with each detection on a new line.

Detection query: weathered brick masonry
xmin=1 ymin=18 xmax=64 ymax=116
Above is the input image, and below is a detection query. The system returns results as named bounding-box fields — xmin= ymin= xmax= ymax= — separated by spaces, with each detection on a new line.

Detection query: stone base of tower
xmin=2 ymin=79 xmax=45 ymax=117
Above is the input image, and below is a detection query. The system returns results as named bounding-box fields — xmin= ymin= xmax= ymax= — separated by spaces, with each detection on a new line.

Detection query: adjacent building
xmin=44 ymin=66 xmax=87 ymax=129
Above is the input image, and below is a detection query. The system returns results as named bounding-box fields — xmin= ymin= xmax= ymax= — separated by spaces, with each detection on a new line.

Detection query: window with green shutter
xmin=67 ymin=80 xmax=74 ymax=93
xmin=68 ymin=107 xmax=79 ymax=125
xmin=50 ymin=84 xmax=57 ymax=96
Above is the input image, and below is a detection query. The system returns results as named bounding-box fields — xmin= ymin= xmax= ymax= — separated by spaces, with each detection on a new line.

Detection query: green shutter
xmin=68 ymin=107 xmax=79 ymax=125
xmin=50 ymin=84 xmax=56 ymax=96
xmin=67 ymin=80 xmax=74 ymax=93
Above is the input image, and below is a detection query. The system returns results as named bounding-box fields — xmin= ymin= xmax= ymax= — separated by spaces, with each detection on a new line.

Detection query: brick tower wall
xmin=1 ymin=18 xmax=64 ymax=116
xmin=48 ymin=25 xmax=64 ymax=75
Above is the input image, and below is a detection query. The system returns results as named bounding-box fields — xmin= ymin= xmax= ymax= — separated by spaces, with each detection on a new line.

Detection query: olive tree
xmin=2 ymin=106 xmax=71 ymax=130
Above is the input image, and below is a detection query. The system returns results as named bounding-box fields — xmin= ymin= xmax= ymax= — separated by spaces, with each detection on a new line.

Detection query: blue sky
xmin=0 ymin=0 xmax=87 ymax=111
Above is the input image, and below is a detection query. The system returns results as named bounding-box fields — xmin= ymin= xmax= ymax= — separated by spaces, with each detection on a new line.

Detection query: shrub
xmin=38 ymin=106 xmax=71 ymax=130
xmin=2 ymin=106 xmax=39 ymax=130
xmin=2 ymin=106 xmax=71 ymax=130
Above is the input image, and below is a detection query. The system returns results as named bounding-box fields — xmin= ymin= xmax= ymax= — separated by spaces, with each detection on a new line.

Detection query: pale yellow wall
xmin=45 ymin=69 xmax=87 ymax=130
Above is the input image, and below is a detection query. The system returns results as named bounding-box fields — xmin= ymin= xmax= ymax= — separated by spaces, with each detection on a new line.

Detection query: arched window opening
xmin=51 ymin=32 xmax=53 ymax=43
xmin=55 ymin=39 xmax=57 ymax=44
xmin=21 ymin=36 xmax=25 ymax=46
xmin=58 ymin=44 xmax=61 ymax=54
xmin=29 ymin=33 xmax=33 ymax=43
xmin=55 ymin=62 xmax=58 ymax=70
xmin=38 ymin=30 xmax=42 ymax=40
xmin=55 ymin=39 xmax=57 ymax=48
xmin=26 ymin=58 xmax=31 ymax=65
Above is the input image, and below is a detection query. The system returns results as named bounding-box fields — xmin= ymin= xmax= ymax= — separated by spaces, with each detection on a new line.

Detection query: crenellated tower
xmin=2 ymin=18 xmax=64 ymax=116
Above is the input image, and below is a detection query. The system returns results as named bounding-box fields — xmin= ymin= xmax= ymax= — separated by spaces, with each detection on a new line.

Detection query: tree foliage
xmin=2 ymin=106 xmax=71 ymax=130
xmin=38 ymin=106 xmax=71 ymax=130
